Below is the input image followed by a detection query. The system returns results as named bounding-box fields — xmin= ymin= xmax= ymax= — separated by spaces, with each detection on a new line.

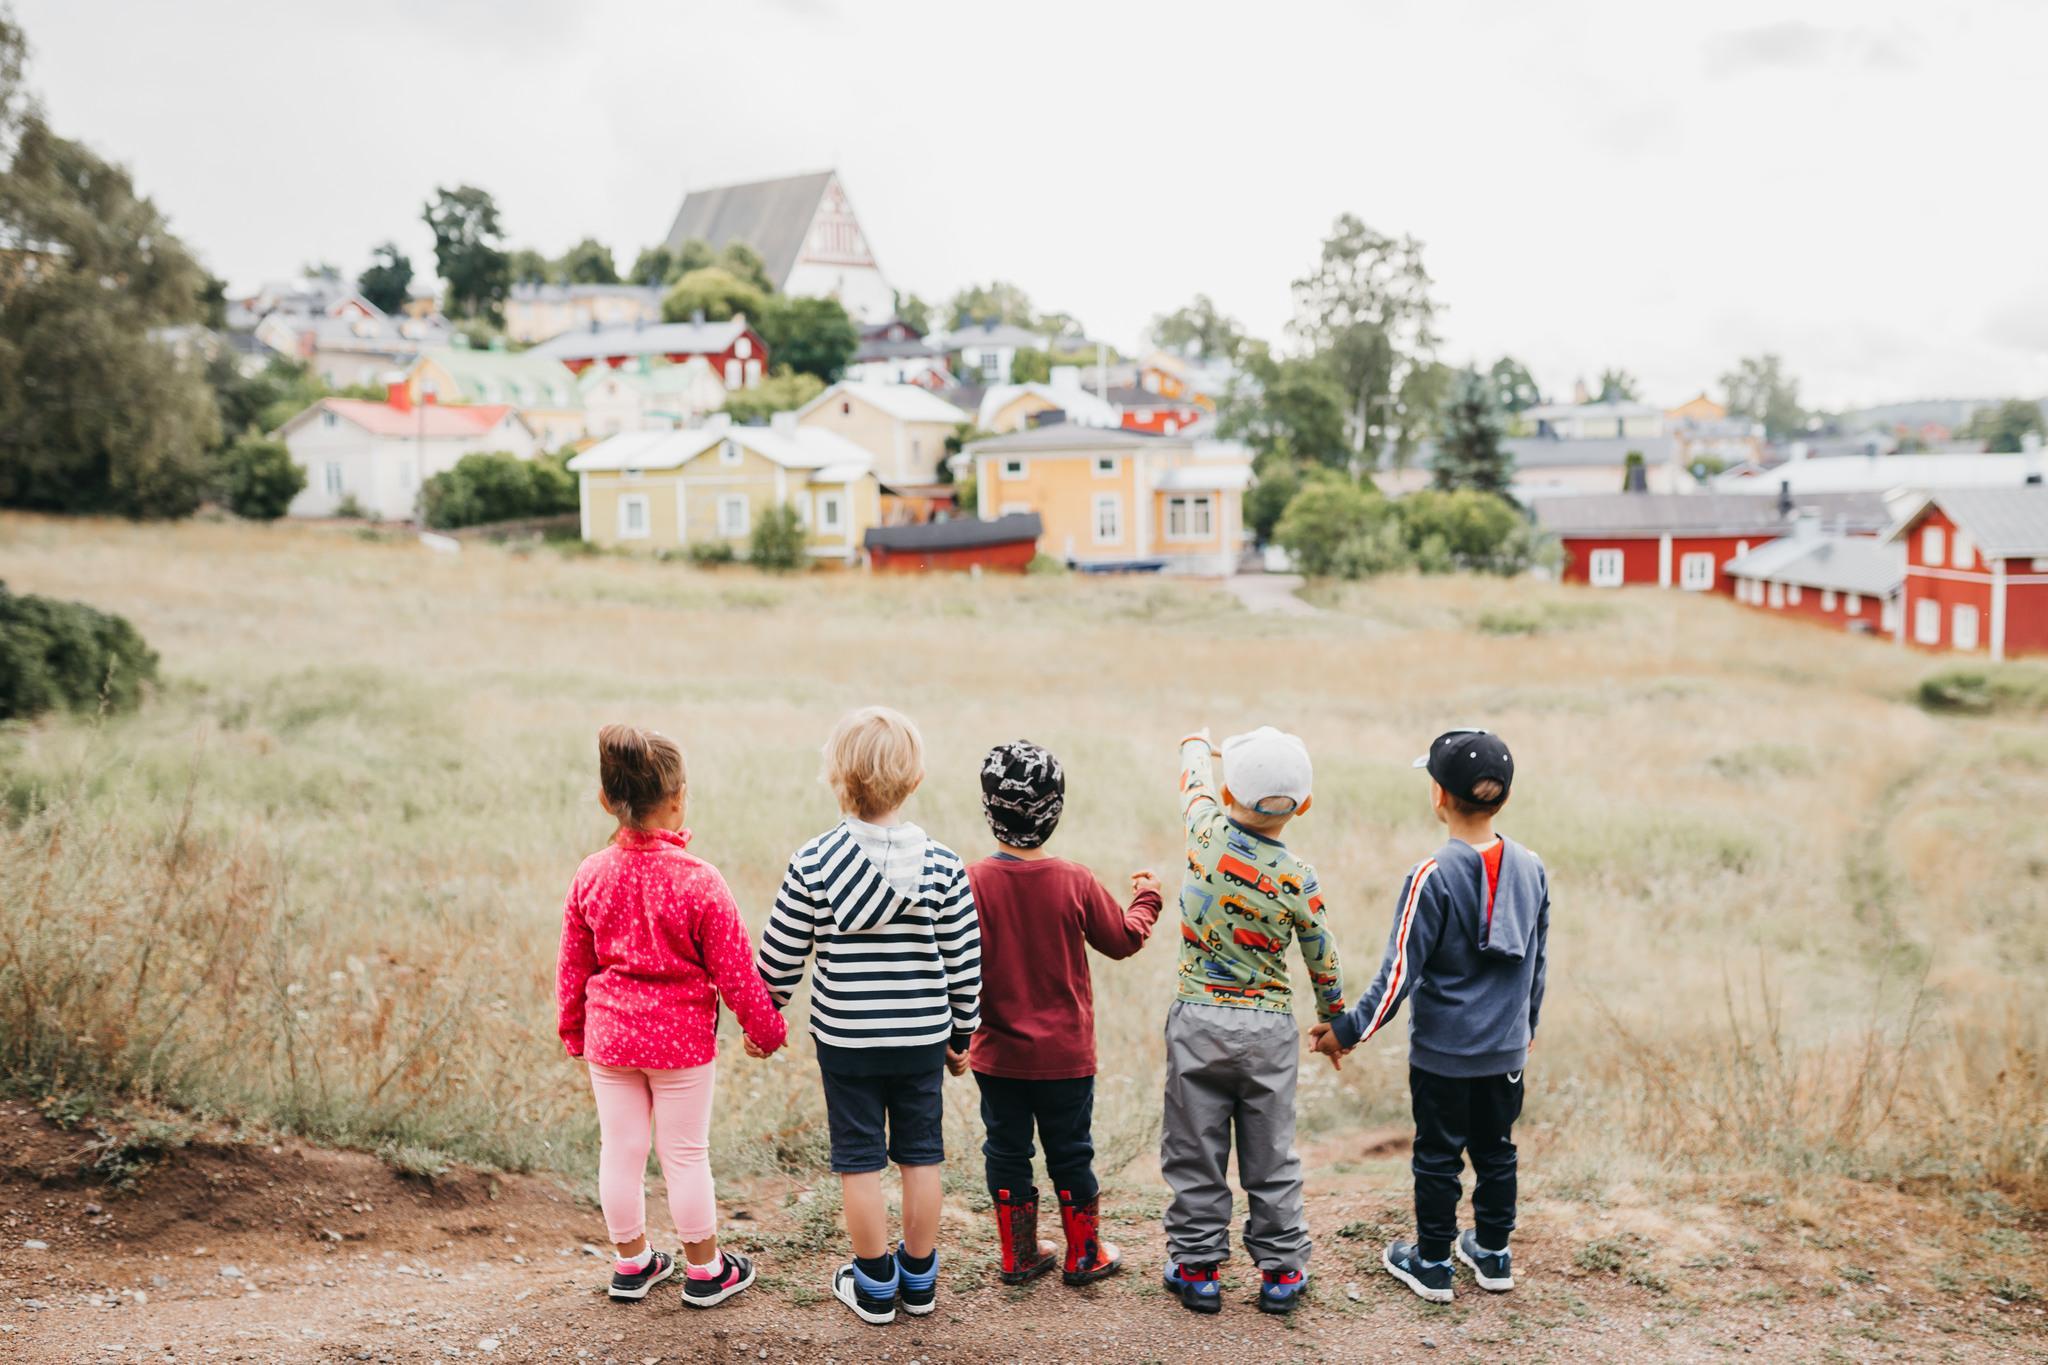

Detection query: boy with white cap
xmin=1159 ymin=726 xmax=1345 ymax=1316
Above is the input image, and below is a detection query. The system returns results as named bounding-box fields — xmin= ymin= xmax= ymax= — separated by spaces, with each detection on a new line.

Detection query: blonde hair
xmin=823 ymin=706 xmax=925 ymax=819
xmin=598 ymin=723 xmax=686 ymax=826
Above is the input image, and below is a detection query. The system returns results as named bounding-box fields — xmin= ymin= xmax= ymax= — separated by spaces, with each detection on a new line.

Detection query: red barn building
xmin=1887 ymin=487 xmax=2048 ymax=659
xmin=1104 ymin=386 xmax=1207 ymax=437
xmin=531 ymin=316 xmax=767 ymax=387
xmin=863 ymin=512 xmax=1042 ymax=574
xmin=1533 ymin=490 xmax=1892 ymax=594
xmin=1726 ymin=519 xmax=1903 ymax=638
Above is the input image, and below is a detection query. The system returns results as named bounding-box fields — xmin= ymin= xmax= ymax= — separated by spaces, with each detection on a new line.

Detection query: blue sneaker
xmin=1455 ymin=1230 xmax=1513 ymax=1291
xmin=1258 ymin=1267 xmax=1307 ymax=1315
xmin=1382 ymin=1241 xmax=1454 ymax=1303
xmin=1162 ymin=1259 xmax=1222 ymax=1314
xmin=894 ymin=1243 xmax=938 ymax=1316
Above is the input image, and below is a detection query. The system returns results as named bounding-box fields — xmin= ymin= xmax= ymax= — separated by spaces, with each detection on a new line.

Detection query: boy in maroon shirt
xmin=967 ymin=740 xmax=1163 ymax=1287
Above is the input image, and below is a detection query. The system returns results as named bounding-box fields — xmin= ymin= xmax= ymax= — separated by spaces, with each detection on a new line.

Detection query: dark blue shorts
xmin=819 ymin=1066 xmax=946 ymax=1174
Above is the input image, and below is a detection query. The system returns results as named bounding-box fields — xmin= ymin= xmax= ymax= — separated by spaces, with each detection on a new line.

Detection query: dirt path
xmin=1221 ymin=573 xmax=1324 ymax=618
xmin=1 ymin=1106 xmax=2040 ymax=1363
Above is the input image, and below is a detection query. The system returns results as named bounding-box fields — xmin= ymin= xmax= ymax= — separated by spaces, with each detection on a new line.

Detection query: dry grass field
xmin=2 ymin=512 xmax=2045 ymax=1360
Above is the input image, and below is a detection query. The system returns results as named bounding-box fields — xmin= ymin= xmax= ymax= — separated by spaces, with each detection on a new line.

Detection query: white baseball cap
xmin=1221 ymin=726 xmax=1313 ymax=815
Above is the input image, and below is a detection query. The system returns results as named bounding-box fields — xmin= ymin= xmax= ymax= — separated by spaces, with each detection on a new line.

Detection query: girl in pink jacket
xmin=557 ymin=724 xmax=787 ymax=1308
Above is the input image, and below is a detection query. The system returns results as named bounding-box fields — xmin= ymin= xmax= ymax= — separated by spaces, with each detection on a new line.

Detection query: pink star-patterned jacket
xmin=557 ymin=826 xmax=787 ymax=1069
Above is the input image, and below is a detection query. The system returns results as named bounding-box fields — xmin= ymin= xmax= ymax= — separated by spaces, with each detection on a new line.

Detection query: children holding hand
xmin=558 ymin=712 xmax=1548 ymax=1323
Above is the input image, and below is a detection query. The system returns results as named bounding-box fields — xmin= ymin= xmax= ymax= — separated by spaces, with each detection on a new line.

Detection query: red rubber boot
xmin=1058 ymin=1189 xmax=1122 ymax=1286
xmin=992 ymin=1187 xmax=1056 ymax=1285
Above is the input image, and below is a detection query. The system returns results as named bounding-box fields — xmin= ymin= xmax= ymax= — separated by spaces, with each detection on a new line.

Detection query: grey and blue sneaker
xmin=832 ymin=1260 xmax=898 ymax=1325
xmin=1163 ymin=1259 xmax=1222 ymax=1314
xmin=1382 ymin=1241 xmax=1455 ymax=1303
xmin=1455 ymin=1230 xmax=1513 ymax=1291
xmin=895 ymin=1243 xmax=938 ymax=1316
xmin=607 ymin=1249 xmax=675 ymax=1300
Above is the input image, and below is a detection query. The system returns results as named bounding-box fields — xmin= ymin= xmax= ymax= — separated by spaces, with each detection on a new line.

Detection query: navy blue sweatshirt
xmin=1329 ymin=836 xmax=1549 ymax=1077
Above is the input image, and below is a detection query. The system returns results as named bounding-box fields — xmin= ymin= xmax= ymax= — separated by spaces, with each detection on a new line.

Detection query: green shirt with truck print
xmin=1173 ymin=736 xmax=1345 ymax=1020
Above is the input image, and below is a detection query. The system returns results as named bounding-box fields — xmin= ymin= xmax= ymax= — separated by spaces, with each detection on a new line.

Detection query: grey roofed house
xmin=940 ymin=320 xmax=1052 ymax=351
xmin=529 ymin=318 xmax=751 ymax=364
xmin=1887 ymin=485 xmax=2048 ymax=556
xmin=864 ymin=512 xmax=1043 ymax=553
xmin=662 ymin=171 xmax=836 ymax=289
xmin=1725 ymin=535 xmax=1905 ymax=598
xmin=1504 ymin=435 xmax=1680 ymax=471
xmin=1531 ymin=491 xmax=1894 ymax=537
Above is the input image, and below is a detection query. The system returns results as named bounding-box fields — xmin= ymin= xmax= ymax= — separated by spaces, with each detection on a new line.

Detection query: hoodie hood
xmin=1440 ymin=836 xmax=1539 ymax=962
xmin=830 ymin=817 xmax=933 ymax=932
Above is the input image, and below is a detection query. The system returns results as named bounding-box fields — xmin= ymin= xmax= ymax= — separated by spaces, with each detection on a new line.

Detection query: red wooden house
xmin=1725 ymin=519 xmax=1903 ymax=637
xmin=1887 ymin=487 xmax=2048 ymax=659
xmin=531 ymin=316 xmax=767 ymax=388
xmin=863 ymin=512 xmax=1041 ymax=574
xmin=1534 ymin=490 xmax=1892 ymax=594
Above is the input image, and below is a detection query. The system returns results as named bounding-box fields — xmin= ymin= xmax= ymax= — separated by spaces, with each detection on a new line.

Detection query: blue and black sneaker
xmin=1382 ymin=1241 xmax=1455 ymax=1303
xmin=1455 ymin=1230 xmax=1513 ymax=1291
xmin=895 ymin=1243 xmax=939 ymax=1316
xmin=831 ymin=1259 xmax=898 ymax=1325
xmin=607 ymin=1249 xmax=675 ymax=1301
xmin=1163 ymin=1259 xmax=1222 ymax=1314
xmin=1258 ymin=1267 xmax=1307 ymax=1315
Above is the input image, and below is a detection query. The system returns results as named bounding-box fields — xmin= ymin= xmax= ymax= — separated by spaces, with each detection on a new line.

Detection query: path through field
xmin=3 ymin=1108 xmax=2039 ymax=1364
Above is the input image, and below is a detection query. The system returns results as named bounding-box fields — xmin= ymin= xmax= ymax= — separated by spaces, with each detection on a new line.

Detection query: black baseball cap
xmin=1413 ymin=728 xmax=1514 ymax=805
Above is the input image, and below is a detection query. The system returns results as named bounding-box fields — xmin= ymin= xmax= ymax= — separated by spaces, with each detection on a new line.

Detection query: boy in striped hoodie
xmin=755 ymin=706 xmax=982 ymax=1327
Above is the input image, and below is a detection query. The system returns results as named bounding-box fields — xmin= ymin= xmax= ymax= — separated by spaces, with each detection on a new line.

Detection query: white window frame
xmin=1821 ymin=589 xmax=1837 ymax=612
xmin=1587 ymin=548 xmax=1624 ymax=588
xmin=1951 ymin=529 xmax=1975 ymax=570
xmin=1093 ymin=456 xmax=1118 ymax=478
xmin=735 ymin=337 xmax=752 ymax=359
xmin=724 ymin=359 xmax=741 ymax=388
xmin=1092 ymin=493 xmax=1122 ymax=545
xmin=720 ymin=440 xmax=741 ymax=467
xmin=1920 ymin=525 xmax=1945 ymax=567
xmin=1165 ymin=494 xmax=1214 ymax=541
xmin=1788 ymin=584 xmax=1803 ymax=606
xmin=1000 ymin=457 xmax=1027 ymax=480
xmin=1953 ymin=603 xmax=1980 ymax=651
xmin=323 ymin=462 xmax=344 ymax=496
xmin=717 ymin=494 xmax=749 ymax=537
xmin=1678 ymin=552 xmax=1714 ymax=591
xmin=816 ymin=491 xmax=844 ymax=535
xmin=1846 ymin=592 xmax=1862 ymax=615
xmin=1768 ymin=581 xmax=1785 ymax=609
xmin=617 ymin=493 xmax=650 ymax=540
xmin=1914 ymin=597 xmax=1941 ymax=645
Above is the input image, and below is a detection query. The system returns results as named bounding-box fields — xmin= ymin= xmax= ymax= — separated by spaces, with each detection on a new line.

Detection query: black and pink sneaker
xmin=608 ymin=1250 xmax=675 ymax=1300
xmin=681 ymin=1250 xmax=756 ymax=1309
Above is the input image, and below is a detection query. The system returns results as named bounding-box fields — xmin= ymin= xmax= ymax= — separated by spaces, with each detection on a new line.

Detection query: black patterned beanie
xmin=979 ymin=740 xmax=1065 ymax=848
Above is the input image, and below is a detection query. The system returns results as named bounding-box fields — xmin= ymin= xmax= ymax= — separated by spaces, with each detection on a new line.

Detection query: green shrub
xmin=723 ymin=368 xmax=825 ymax=425
xmin=1274 ymin=475 xmax=1398 ymax=578
xmin=419 ymin=449 xmax=575 ymax=529
xmin=687 ymin=541 xmax=737 ymax=567
xmin=1917 ymin=665 xmax=2048 ymax=716
xmin=748 ymin=502 xmax=806 ymax=571
xmin=214 ymin=436 xmax=304 ymax=520
xmin=1026 ymin=552 xmax=1068 ymax=575
xmin=1394 ymin=488 xmax=1540 ymax=574
xmin=0 ymin=583 xmax=159 ymax=721
xmin=333 ymin=492 xmax=366 ymax=520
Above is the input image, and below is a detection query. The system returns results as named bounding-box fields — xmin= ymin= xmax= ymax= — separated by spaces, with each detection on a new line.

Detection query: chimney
xmin=1792 ymin=509 xmax=1821 ymax=541
xmin=691 ymin=308 xmax=706 ymax=326
xmin=387 ymin=378 xmax=411 ymax=412
xmin=770 ymin=410 xmax=798 ymax=435
xmin=1777 ymin=479 xmax=1793 ymax=519
xmin=1572 ymin=377 xmax=1589 ymax=405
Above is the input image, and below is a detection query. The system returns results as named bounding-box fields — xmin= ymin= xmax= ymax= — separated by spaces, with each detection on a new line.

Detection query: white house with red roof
xmin=275 ymin=382 xmax=539 ymax=521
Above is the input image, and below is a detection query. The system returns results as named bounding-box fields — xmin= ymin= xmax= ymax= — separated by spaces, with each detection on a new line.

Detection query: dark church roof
xmin=663 ymin=171 xmax=836 ymax=289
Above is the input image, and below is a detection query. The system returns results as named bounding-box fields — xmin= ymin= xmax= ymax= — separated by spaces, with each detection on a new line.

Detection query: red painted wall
xmin=1121 ymin=405 xmax=1204 ymax=435
xmin=2005 ymin=575 xmax=2048 ymax=656
xmin=1561 ymin=530 xmax=1882 ymax=594
xmin=554 ymin=328 xmax=768 ymax=383
xmin=1901 ymin=507 xmax=1993 ymax=652
xmin=869 ymin=539 xmax=1037 ymax=575
xmin=1737 ymin=578 xmax=1889 ymax=632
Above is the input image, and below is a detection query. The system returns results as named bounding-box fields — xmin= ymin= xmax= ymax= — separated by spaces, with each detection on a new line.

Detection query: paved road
xmin=1223 ymin=572 xmax=1323 ymax=616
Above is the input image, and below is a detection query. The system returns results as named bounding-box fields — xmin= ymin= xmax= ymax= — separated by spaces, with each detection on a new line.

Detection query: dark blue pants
xmin=974 ymin=1073 xmax=1098 ymax=1205
xmin=1410 ymin=1065 xmax=1524 ymax=1261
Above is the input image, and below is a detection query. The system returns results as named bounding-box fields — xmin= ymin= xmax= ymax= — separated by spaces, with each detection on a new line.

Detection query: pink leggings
xmin=588 ymin=1061 xmax=718 ymax=1245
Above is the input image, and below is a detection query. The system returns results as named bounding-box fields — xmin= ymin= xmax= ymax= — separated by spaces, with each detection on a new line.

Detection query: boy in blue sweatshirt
xmin=1311 ymin=728 xmax=1549 ymax=1304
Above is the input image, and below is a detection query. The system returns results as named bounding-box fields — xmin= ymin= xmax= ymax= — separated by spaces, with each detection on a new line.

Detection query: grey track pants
xmin=1159 ymin=999 xmax=1309 ymax=1270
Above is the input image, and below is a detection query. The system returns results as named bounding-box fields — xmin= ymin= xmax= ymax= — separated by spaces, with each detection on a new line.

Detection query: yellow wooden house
xmin=567 ymin=415 xmax=879 ymax=565
xmin=967 ymin=424 xmax=1252 ymax=576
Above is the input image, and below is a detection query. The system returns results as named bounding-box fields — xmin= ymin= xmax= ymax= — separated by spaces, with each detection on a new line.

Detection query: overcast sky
xmin=13 ymin=0 xmax=2047 ymax=410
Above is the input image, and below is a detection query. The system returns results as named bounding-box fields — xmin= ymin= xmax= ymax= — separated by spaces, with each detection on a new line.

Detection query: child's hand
xmin=1308 ymin=1022 xmax=1349 ymax=1071
xmin=944 ymin=1047 xmax=969 ymax=1078
xmin=1131 ymin=869 xmax=1161 ymax=896
xmin=743 ymin=1037 xmax=775 ymax=1060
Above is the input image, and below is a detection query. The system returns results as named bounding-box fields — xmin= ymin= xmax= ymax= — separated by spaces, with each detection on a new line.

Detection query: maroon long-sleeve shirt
xmin=965 ymin=855 xmax=1161 ymax=1081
